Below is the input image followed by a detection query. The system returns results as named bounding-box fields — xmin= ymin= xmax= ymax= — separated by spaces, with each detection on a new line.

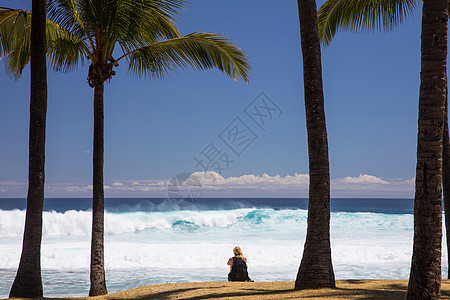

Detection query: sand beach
xmin=9 ymin=280 xmax=447 ymax=300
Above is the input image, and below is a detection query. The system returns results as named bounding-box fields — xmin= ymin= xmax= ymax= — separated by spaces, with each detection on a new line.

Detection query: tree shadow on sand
xmin=106 ymin=287 xmax=207 ymax=300
xmin=111 ymin=285 xmax=408 ymax=300
xmin=49 ymin=281 xmax=450 ymax=300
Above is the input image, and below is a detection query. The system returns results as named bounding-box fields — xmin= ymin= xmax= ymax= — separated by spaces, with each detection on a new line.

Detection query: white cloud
xmin=187 ymin=171 xmax=309 ymax=190
xmin=0 ymin=181 xmax=25 ymax=186
xmin=186 ymin=171 xmax=413 ymax=197
xmin=331 ymin=174 xmax=414 ymax=197
xmin=337 ymin=174 xmax=389 ymax=185
xmin=83 ymin=150 xmax=91 ymax=154
xmin=396 ymin=178 xmax=415 ymax=185
xmin=42 ymin=184 xmax=93 ymax=194
xmin=0 ymin=173 xmax=415 ymax=198
xmin=62 ymin=184 xmax=92 ymax=192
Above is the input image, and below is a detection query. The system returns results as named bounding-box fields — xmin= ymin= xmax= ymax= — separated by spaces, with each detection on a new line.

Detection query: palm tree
xmin=317 ymin=0 xmax=448 ymax=297
xmin=0 ymin=1 xmax=48 ymax=297
xmin=407 ymin=2 xmax=447 ymax=296
xmin=294 ymin=0 xmax=335 ymax=289
xmin=0 ymin=0 xmax=250 ymax=296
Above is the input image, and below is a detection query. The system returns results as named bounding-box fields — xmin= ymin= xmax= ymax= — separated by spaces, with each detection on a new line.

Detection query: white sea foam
xmin=0 ymin=208 xmax=269 ymax=237
xmin=0 ymin=208 xmax=447 ymax=298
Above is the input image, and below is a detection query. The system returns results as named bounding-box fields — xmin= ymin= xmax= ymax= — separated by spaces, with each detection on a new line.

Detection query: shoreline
xmin=7 ymin=280 xmax=450 ymax=299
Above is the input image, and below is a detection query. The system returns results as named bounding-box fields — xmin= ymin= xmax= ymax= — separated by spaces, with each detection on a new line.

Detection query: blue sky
xmin=0 ymin=0 xmax=427 ymax=198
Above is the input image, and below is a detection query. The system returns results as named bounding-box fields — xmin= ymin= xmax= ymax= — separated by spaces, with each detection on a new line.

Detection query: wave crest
xmin=0 ymin=208 xmax=415 ymax=238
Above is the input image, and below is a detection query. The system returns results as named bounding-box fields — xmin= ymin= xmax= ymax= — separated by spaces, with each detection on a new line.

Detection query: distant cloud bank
xmin=0 ymin=171 xmax=415 ymax=198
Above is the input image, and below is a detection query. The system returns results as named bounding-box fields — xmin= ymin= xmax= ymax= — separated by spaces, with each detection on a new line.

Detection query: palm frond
xmin=4 ymin=44 xmax=30 ymax=80
xmin=1 ymin=1 xmax=250 ymax=84
xmin=47 ymin=0 xmax=86 ymax=38
xmin=77 ymin=0 xmax=100 ymax=36
xmin=0 ymin=7 xmax=86 ymax=77
xmin=0 ymin=8 xmax=30 ymax=57
xmin=318 ymin=0 xmax=420 ymax=46
xmin=47 ymin=31 xmax=86 ymax=73
xmin=103 ymin=0 xmax=184 ymax=62
xmin=112 ymin=0 xmax=181 ymax=46
xmin=123 ymin=32 xmax=250 ymax=82
xmin=111 ymin=0 xmax=186 ymax=23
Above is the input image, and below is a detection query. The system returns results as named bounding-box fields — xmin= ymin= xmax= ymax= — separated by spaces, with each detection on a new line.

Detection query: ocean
xmin=0 ymin=198 xmax=446 ymax=298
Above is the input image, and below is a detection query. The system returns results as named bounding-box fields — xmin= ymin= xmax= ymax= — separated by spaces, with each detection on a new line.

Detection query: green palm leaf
xmin=318 ymin=0 xmax=420 ymax=46
xmin=1 ymin=1 xmax=250 ymax=83
xmin=47 ymin=0 xmax=87 ymax=38
xmin=113 ymin=1 xmax=181 ymax=45
xmin=124 ymin=32 xmax=250 ymax=82
xmin=0 ymin=8 xmax=30 ymax=57
xmin=47 ymin=34 xmax=86 ymax=73
xmin=0 ymin=7 xmax=87 ymax=78
xmin=4 ymin=45 xmax=30 ymax=80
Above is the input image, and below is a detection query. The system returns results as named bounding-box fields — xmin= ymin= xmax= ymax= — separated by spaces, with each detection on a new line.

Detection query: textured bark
xmin=9 ymin=0 xmax=47 ymax=297
xmin=443 ymin=84 xmax=450 ymax=279
xmin=443 ymin=1 xmax=450 ymax=279
xmin=89 ymin=83 xmax=108 ymax=296
xmin=295 ymin=0 xmax=335 ymax=290
xmin=407 ymin=0 xmax=448 ymax=298
xmin=87 ymin=58 xmax=115 ymax=296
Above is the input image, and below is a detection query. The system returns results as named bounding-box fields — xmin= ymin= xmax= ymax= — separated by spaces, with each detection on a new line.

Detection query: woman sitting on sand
xmin=227 ymin=246 xmax=252 ymax=282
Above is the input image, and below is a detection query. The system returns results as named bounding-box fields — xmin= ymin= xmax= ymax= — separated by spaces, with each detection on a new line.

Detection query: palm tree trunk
xmin=295 ymin=0 xmax=335 ymax=290
xmin=407 ymin=0 xmax=448 ymax=298
xmin=89 ymin=82 xmax=108 ymax=296
xmin=9 ymin=0 xmax=47 ymax=297
xmin=443 ymin=84 xmax=450 ymax=279
xmin=442 ymin=2 xmax=450 ymax=280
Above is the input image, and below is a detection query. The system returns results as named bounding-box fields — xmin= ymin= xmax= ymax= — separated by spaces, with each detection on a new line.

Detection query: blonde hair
xmin=233 ymin=246 xmax=244 ymax=259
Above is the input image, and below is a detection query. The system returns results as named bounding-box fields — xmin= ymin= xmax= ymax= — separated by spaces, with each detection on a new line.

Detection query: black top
xmin=228 ymin=257 xmax=251 ymax=282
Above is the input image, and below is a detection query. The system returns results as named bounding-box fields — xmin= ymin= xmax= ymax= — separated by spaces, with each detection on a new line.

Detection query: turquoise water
xmin=0 ymin=198 xmax=445 ymax=298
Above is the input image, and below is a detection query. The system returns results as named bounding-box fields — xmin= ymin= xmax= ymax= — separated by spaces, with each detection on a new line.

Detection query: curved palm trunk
xmin=9 ymin=0 xmax=47 ymax=297
xmin=407 ymin=0 xmax=448 ymax=298
xmin=89 ymin=82 xmax=108 ymax=296
xmin=295 ymin=0 xmax=335 ymax=290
